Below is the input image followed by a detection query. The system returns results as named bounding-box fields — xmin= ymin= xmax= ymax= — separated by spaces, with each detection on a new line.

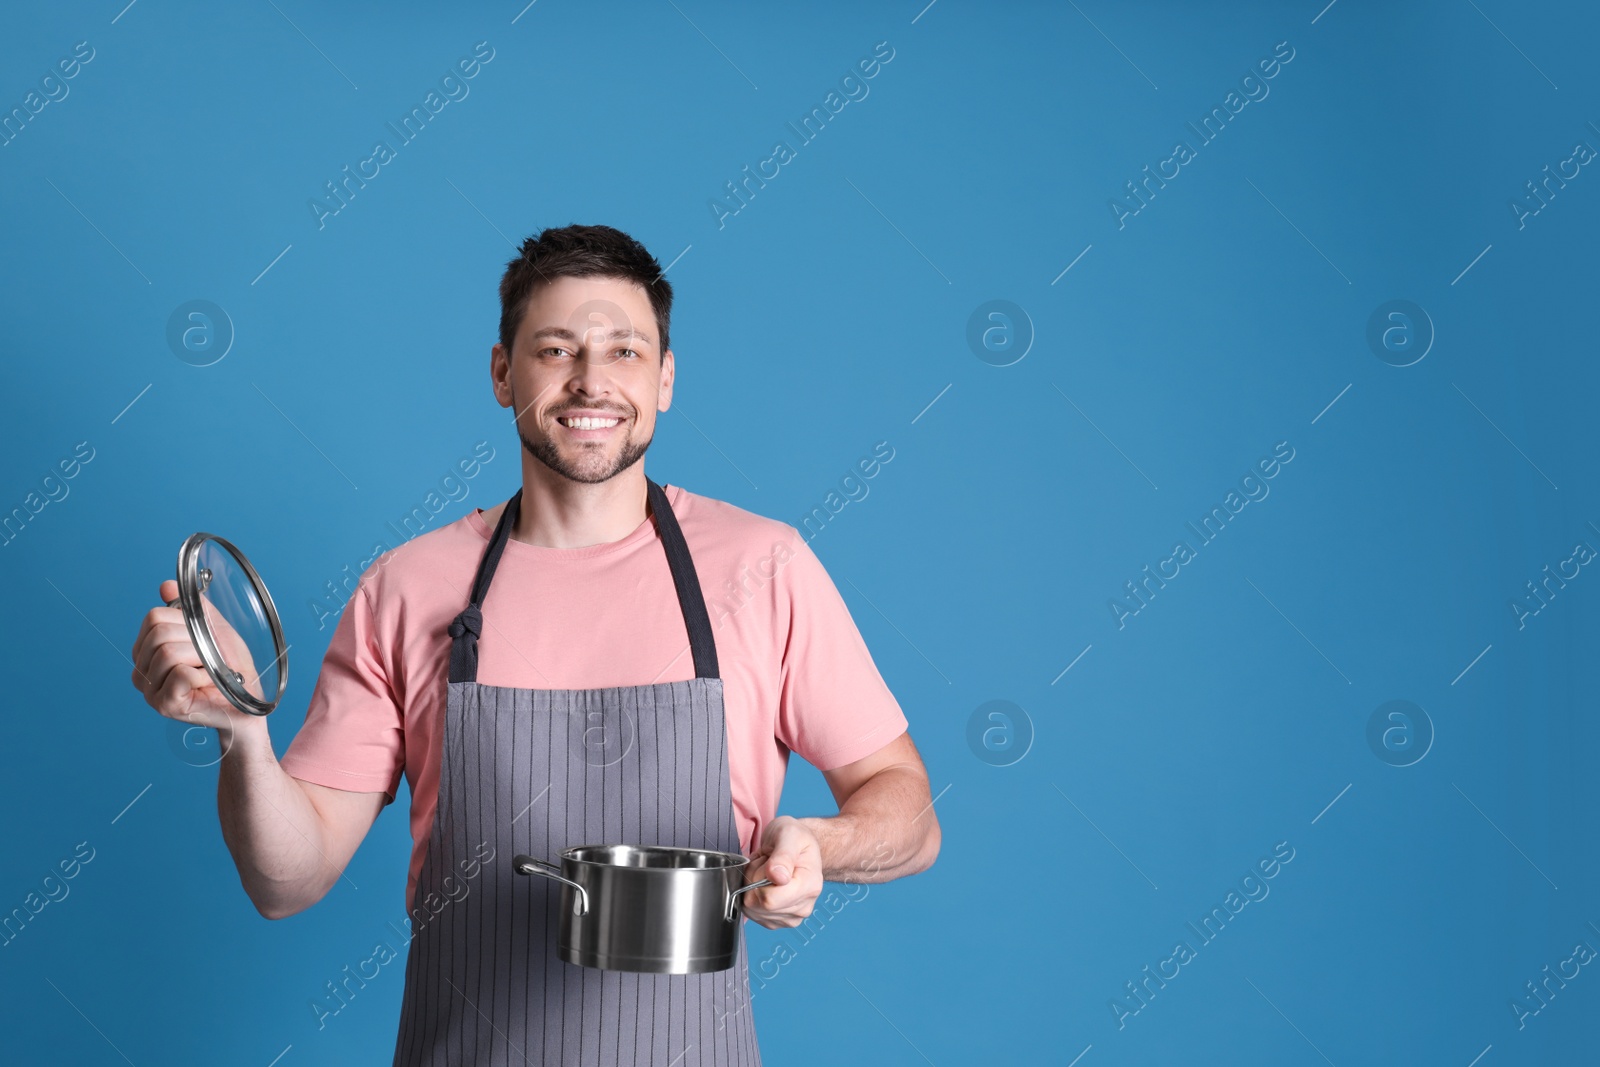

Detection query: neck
xmin=509 ymin=459 xmax=651 ymax=549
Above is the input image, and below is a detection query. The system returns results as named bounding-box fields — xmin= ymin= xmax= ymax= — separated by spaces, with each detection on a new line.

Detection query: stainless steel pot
xmin=513 ymin=845 xmax=771 ymax=974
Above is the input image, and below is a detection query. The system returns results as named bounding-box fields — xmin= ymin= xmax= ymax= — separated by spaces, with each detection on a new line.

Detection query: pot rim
xmin=559 ymin=843 xmax=752 ymax=872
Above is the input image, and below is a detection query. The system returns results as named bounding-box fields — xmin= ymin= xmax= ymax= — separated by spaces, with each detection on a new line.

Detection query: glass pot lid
xmin=164 ymin=532 xmax=288 ymax=716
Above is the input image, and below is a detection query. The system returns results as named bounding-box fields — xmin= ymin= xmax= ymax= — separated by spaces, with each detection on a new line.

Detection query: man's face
xmin=491 ymin=275 xmax=673 ymax=485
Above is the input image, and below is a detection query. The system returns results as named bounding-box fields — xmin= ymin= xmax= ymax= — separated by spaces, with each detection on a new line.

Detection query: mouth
xmin=555 ymin=413 xmax=625 ymax=439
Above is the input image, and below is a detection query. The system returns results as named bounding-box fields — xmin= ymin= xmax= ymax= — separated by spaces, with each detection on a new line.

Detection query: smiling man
xmin=132 ymin=224 xmax=939 ymax=1066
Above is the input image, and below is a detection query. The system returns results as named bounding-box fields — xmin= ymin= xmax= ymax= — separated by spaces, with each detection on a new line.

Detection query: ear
xmin=491 ymin=342 xmax=513 ymax=408
xmin=657 ymin=348 xmax=675 ymax=412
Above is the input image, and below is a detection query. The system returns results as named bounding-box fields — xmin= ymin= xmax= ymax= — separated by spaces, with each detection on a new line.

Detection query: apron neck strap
xmin=447 ymin=478 xmax=720 ymax=684
xmin=645 ymin=478 xmax=721 ymax=680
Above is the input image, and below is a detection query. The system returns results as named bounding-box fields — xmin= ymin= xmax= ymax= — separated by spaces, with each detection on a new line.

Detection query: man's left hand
xmin=740 ymin=816 xmax=824 ymax=929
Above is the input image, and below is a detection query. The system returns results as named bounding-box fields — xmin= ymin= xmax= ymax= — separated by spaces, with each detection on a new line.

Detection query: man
xmin=131 ymin=223 xmax=939 ymax=1065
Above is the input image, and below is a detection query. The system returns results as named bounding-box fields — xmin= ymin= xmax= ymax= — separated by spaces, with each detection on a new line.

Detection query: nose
xmin=563 ymin=347 xmax=623 ymax=409
xmin=569 ymin=343 xmax=614 ymax=391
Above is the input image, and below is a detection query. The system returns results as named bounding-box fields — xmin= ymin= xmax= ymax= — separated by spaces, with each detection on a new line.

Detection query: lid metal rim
xmin=176 ymin=532 xmax=288 ymax=716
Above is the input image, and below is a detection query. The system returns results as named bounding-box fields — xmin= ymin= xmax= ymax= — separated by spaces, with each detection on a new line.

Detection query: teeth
xmin=561 ymin=416 xmax=620 ymax=430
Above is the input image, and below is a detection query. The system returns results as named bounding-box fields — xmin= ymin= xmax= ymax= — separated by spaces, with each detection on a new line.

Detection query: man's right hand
xmin=131 ymin=579 xmax=266 ymax=739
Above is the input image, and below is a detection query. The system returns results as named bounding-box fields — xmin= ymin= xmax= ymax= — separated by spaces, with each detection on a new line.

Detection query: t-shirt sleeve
xmin=279 ymin=577 xmax=405 ymax=803
xmin=775 ymin=530 xmax=910 ymax=771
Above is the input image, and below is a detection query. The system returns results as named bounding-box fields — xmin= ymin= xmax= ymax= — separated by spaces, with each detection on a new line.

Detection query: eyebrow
xmin=530 ymin=326 xmax=654 ymax=345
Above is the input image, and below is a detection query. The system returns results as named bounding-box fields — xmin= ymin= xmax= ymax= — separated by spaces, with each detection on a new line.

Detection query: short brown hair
xmin=497 ymin=224 xmax=674 ymax=357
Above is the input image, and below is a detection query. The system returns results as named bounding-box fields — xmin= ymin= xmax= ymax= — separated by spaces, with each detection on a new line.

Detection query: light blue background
xmin=3 ymin=1 xmax=1597 ymax=1064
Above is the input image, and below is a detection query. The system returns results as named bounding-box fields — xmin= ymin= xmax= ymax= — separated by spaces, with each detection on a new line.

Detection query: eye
xmin=616 ymin=348 xmax=640 ymax=361
xmin=538 ymin=347 xmax=572 ymax=359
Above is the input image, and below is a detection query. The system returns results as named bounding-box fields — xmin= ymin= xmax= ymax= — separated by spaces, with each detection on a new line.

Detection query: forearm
xmin=795 ymin=766 xmax=940 ymax=883
xmin=216 ymin=719 xmax=337 ymax=918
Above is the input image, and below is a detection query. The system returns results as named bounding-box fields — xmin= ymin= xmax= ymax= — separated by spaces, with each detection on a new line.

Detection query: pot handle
xmin=513 ymin=854 xmax=589 ymax=916
xmin=725 ymin=878 xmax=772 ymax=922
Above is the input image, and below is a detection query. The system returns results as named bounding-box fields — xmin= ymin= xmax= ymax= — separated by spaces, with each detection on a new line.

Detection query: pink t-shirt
xmin=279 ymin=482 xmax=909 ymax=914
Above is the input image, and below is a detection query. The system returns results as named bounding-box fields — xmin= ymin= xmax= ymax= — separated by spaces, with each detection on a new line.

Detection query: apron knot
xmin=448 ymin=605 xmax=482 ymax=640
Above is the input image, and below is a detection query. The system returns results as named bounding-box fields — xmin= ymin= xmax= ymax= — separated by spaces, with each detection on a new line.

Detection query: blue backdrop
xmin=3 ymin=1 xmax=1597 ymax=1064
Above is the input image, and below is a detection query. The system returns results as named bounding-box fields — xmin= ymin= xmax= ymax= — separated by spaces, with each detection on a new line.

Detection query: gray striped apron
xmin=392 ymin=479 xmax=763 ymax=1067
